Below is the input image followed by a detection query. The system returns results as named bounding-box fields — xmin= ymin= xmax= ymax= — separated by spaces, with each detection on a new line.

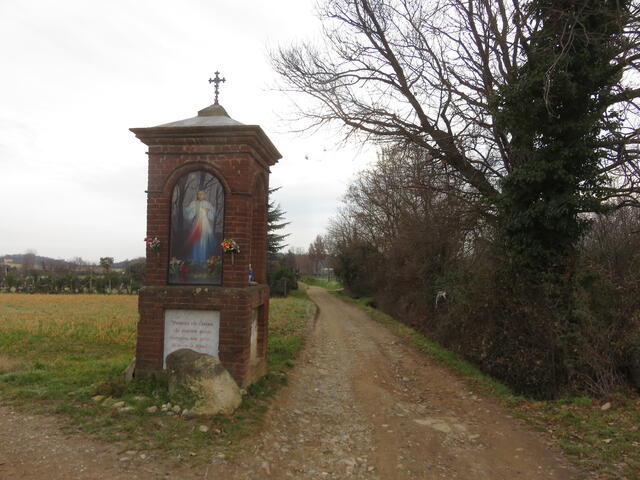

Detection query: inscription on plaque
xmin=163 ymin=309 xmax=220 ymax=367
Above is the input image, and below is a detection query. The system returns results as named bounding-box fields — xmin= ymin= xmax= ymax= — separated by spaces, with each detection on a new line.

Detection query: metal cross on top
xmin=208 ymin=71 xmax=226 ymax=105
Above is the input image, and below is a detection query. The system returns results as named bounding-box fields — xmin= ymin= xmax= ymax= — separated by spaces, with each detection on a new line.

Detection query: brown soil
xmin=0 ymin=286 xmax=589 ymax=479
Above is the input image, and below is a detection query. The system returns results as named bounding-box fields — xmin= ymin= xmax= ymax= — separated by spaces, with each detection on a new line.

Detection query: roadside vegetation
xmin=0 ymin=289 xmax=316 ymax=460
xmin=275 ymin=0 xmax=640 ymax=401
xmin=1 ymin=254 xmax=145 ymax=294
xmin=301 ymin=276 xmax=341 ymax=291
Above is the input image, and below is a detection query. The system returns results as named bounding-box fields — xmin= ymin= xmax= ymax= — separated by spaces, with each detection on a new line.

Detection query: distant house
xmin=2 ymin=258 xmax=20 ymax=269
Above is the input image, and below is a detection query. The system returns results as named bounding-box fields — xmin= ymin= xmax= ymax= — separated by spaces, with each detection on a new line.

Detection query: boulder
xmin=166 ymin=349 xmax=242 ymax=416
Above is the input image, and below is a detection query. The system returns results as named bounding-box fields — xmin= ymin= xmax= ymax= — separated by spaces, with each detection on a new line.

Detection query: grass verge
xmin=0 ymin=290 xmax=316 ymax=461
xmin=301 ymin=275 xmax=342 ymax=290
xmin=334 ymin=292 xmax=640 ymax=480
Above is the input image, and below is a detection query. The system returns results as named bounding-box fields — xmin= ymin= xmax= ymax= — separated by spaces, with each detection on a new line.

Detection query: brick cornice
xmin=130 ymin=125 xmax=281 ymax=166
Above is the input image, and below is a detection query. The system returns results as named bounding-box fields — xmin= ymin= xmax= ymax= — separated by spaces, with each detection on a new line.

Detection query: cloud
xmin=0 ymin=0 xmax=374 ymax=261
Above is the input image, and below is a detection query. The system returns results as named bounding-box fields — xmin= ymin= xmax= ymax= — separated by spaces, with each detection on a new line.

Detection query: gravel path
xmin=0 ymin=286 xmax=588 ymax=479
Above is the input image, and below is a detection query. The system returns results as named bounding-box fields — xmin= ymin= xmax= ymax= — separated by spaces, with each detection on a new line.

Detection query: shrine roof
xmin=130 ymin=102 xmax=282 ymax=165
xmin=154 ymin=103 xmax=244 ymax=128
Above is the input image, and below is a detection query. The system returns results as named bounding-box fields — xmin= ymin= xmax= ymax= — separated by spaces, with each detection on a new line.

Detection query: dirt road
xmin=0 ymin=286 xmax=587 ymax=479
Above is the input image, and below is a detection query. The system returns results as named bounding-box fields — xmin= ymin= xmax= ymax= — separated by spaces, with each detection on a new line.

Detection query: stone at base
xmin=123 ymin=358 xmax=136 ymax=382
xmin=166 ymin=348 xmax=242 ymax=416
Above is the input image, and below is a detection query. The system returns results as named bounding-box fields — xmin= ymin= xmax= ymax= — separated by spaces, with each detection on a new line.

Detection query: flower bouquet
xmin=206 ymin=255 xmax=220 ymax=276
xmin=221 ymin=239 xmax=240 ymax=264
xmin=169 ymin=257 xmax=188 ymax=281
xmin=145 ymin=236 xmax=161 ymax=255
xmin=169 ymin=257 xmax=183 ymax=276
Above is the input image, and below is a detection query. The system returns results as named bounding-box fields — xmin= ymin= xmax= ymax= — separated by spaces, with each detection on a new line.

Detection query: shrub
xmin=269 ymin=267 xmax=298 ymax=296
xmin=332 ymin=240 xmax=379 ymax=298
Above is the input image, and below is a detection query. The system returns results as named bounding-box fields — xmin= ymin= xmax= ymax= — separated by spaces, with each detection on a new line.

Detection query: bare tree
xmin=292 ymin=249 xmax=315 ymax=275
xmin=65 ymin=256 xmax=88 ymax=275
xmin=328 ymin=145 xmax=477 ymax=259
xmin=272 ymin=0 xmax=640 ymax=211
xmin=308 ymin=235 xmax=328 ymax=274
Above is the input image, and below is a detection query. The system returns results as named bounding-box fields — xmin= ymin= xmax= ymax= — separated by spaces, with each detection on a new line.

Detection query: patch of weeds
xmin=93 ymin=378 xmax=129 ymax=398
xmin=168 ymin=383 xmax=197 ymax=410
xmin=514 ymin=395 xmax=640 ymax=479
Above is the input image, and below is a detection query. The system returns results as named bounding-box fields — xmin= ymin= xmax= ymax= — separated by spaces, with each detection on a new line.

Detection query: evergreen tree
xmin=267 ymin=187 xmax=291 ymax=258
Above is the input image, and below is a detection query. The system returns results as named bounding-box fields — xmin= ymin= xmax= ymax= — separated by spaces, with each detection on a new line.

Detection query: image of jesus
xmin=185 ymin=190 xmax=216 ymax=264
xmin=170 ymin=170 xmax=224 ymax=285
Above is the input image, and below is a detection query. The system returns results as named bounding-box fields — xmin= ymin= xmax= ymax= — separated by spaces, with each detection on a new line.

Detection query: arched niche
xmin=168 ymin=170 xmax=225 ymax=285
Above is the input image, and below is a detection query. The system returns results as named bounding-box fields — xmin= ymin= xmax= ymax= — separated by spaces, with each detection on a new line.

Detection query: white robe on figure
xmin=184 ymin=199 xmax=216 ymax=264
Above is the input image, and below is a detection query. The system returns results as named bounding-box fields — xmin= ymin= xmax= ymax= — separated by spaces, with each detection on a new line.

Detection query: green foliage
xmin=269 ymin=266 xmax=298 ymax=296
xmin=432 ymin=254 xmax=640 ymax=398
xmin=488 ymin=0 xmax=633 ymax=395
xmin=3 ymin=272 xmax=17 ymax=288
xmin=495 ymin=0 xmax=626 ymax=275
xmin=264 ymin=288 xmax=314 ymax=377
xmin=99 ymin=257 xmax=114 ymax=272
xmin=267 ymin=187 xmax=290 ymax=258
xmin=332 ymin=239 xmax=379 ymax=297
xmin=448 ymin=0 xmax=640 ymax=399
xmin=1 ymin=269 xmax=144 ymax=294
xmin=277 ymin=250 xmax=297 ymax=272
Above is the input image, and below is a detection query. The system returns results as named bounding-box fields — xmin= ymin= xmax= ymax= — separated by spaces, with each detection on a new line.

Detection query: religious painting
xmin=169 ymin=170 xmax=224 ymax=284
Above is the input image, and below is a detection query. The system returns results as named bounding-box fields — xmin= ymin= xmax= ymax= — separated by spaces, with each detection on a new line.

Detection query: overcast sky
xmin=0 ymin=0 xmax=374 ymax=263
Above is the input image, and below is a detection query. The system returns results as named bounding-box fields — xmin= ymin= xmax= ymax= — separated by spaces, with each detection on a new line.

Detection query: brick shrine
xmin=130 ymin=98 xmax=281 ymax=387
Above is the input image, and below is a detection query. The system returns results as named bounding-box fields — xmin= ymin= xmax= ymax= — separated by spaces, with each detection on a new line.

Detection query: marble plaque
xmin=249 ymin=309 xmax=258 ymax=366
xmin=163 ymin=309 xmax=220 ymax=368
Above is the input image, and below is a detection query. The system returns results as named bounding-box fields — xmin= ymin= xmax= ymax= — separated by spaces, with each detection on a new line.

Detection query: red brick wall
xmin=251 ymin=174 xmax=268 ymax=284
xmin=136 ymin=285 xmax=269 ymax=387
xmin=132 ymin=126 xmax=279 ymax=387
xmin=143 ymin=149 xmax=269 ymax=289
